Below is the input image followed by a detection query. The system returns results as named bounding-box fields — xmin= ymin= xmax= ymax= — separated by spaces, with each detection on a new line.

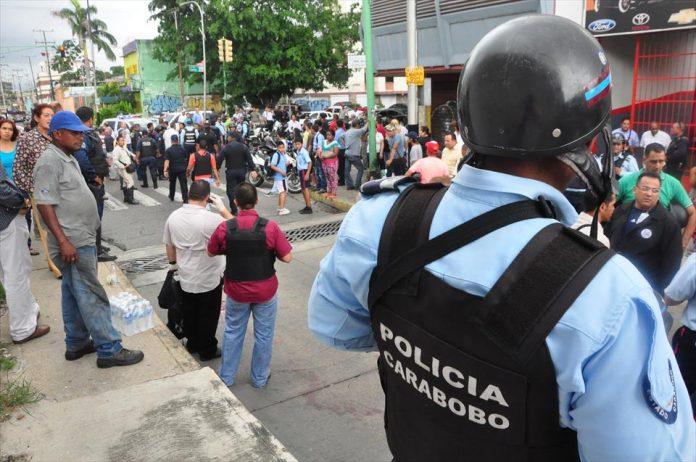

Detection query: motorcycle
xmin=247 ymin=147 xmax=268 ymax=188
xmin=254 ymin=136 xmax=301 ymax=194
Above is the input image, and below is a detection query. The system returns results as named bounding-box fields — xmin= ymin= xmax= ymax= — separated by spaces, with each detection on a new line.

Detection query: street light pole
xmin=26 ymin=56 xmax=39 ymax=102
xmin=86 ymin=0 xmax=99 ymax=110
xmin=362 ymin=0 xmax=377 ymax=174
xmin=179 ymin=1 xmax=206 ymax=114
xmin=173 ymin=11 xmax=186 ymax=107
xmin=406 ymin=0 xmax=418 ymax=128
xmin=0 ymin=62 xmax=7 ymax=110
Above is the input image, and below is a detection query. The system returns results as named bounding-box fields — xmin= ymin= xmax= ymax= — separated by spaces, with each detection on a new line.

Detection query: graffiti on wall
xmin=185 ymin=95 xmax=223 ymax=112
xmin=293 ymin=98 xmax=330 ymax=111
xmin=144 ymin=94 xmax=182 ymax=115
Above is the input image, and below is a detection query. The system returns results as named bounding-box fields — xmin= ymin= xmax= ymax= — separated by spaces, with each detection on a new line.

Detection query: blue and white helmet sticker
xmin=643 ymin=360 xmax=678 ymax=424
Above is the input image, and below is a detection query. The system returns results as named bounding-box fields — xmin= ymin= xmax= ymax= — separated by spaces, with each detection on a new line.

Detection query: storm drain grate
xmin=118 ymin=255 xmax=170 ymax=275
xmin=284 ymin=220 xmax=343 ymax=243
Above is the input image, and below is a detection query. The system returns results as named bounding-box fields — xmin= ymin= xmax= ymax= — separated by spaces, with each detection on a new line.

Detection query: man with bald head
xmin=640 ymin=121 xmax=671 ymax=151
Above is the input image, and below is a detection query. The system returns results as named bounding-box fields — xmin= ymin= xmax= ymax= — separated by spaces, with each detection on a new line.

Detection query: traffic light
xmin=58 ymin=45 xmax=66 ymax=58
xmin=224 ymin=39 xmax=233 ymax=62
xmin=217 ymin=38 xmax=225 ymax=62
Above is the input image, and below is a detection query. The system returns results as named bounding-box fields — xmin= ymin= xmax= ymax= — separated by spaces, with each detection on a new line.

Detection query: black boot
xmin=152 ymin=176 xmax=158 ymax=190
xmin=124 ymin=187 xmax=139 ymax=205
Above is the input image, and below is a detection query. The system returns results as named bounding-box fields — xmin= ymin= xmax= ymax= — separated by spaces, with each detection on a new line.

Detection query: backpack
xmin=265 ymin=152 xmax=282 ymax=177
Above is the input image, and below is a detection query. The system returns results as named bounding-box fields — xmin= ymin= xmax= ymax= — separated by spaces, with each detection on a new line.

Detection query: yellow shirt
xmin=441 ymin=144 xmax=463 ymax=177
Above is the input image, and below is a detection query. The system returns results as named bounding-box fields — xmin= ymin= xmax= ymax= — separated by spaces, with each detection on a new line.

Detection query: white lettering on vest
xmin=448 ymin=397 xmax=466 ymax=416
xmin=488 ymin=414 xmax=510 ymax=430
xmin=418 ymin=378 xmax=432 ymax=399
xmin=380 ymin=323 xmax=393 ymax=342
xmin=414 ymin=346 xmax=430 ymax=373
xmin=405 ymin=368 xmax=418 ymax=388
xmin=442 ymin=365 xmax=465 ymax=389
xmin=432 ymin=357 xmax=440 ymax=378
xmin=468 ymin=376 xmax=477 ymax=397
xmin=468 ymin=405 xmax=487 ymax=425
xmin=480 ymin=385 xmax=509 ymax=407
xmin=394 ymin=360 xmax=406 ymax=381
xmin=383 ymin=350 xmax=394 ymax=368
xmin=432 ymin=386 xmax=447 ymax=408
xmin=395 ymin=336 xmax=412 ymax=358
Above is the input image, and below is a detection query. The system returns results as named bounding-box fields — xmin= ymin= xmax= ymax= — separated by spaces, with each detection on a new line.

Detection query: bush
xmin=96 ymin=101 xmax=136 ymax=125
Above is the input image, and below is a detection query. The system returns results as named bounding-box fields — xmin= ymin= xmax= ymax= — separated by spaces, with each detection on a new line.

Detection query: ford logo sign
xmin=588 ymin=19 xmax=616 ymax=33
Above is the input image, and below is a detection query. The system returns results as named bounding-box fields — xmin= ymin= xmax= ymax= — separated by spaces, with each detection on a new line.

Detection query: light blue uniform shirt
xmin=614 ymin=153 xmax=640 ymax=176
xmin=270 ymin=151 xmax=287 ymax=181
xmin=308 ymin=165 xmax=695 ymax=461
xmin=666 ymin=253 xmax=696 ymax=331
xmin=295 ymin=147 xmax=311 ymax=172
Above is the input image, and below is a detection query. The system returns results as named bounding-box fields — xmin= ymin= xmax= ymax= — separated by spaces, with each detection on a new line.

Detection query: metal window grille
xmin=630 ymin=29 xmax=696 ymax=170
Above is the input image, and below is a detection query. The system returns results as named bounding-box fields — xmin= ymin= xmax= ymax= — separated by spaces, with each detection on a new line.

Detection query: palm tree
xmin=52 ymin=0 xmax=117 ymax=84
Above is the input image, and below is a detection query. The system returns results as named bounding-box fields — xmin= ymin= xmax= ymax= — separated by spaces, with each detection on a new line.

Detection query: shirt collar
xmin=46 ymin=143 xmax=74 ymax=163
xmin=182 ymin=203 xmax=206 ymax=210
xmin=237 ymin=209 xmax=258 ymax=218
xmin=453 ymin=165 xmax=578 ymax=226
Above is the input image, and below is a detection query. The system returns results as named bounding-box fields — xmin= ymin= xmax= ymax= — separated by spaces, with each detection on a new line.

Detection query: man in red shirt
xmin=207 ymin=182 xmax=292 ymax=387
xmin=186 ymin=139 xmax=221 ymax=186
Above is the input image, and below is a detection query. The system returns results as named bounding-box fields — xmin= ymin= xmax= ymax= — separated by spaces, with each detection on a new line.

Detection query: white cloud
xmin=0 ymin=0 xmax=158 ymax=87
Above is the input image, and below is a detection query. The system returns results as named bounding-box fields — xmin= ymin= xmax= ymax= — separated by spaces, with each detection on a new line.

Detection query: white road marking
xmin=154 ymin=186 xmax=182 ymax=203
xmin=103 ymin=193 xmax=128 ymax=211
xmin=133 ymin=190 xmax=161 ymax=207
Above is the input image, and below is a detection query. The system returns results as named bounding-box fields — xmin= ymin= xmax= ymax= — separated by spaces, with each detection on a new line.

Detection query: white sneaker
xmin=278 ymin=208 xmax=290 ymax=216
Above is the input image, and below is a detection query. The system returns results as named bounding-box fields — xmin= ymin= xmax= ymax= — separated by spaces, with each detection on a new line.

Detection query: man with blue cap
xmin=308 ymin=15 xmax=695 ymax=461
xmin=33 ymin=111 xmax=144 ymax=368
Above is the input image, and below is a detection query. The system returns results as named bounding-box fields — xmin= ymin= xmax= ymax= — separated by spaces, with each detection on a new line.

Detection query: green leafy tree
xmin=53 ymin=0 xmax=118 ymax=84
xmin=109 ymin=66 xmax=125 ymax=77
xmin=51 ymin=39 xmax=82 ymax=74
xmin=149 ymin=0 xmax=360 ymax=106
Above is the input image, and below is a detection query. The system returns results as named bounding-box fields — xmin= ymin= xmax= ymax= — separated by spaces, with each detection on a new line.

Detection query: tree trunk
xmin=79 ymin=35 xmax=90 ymax=88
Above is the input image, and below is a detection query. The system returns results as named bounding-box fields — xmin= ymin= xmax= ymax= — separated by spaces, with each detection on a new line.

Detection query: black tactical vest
xmin=139 ymin=136 xmax=156 ymax=158
xmin=224 ymin=217 xmax=276 ymax=281
xmin=368 ymin=183 xmax=613 ymax=462
xmin=192 ymin=152 xmax=213 ymax=178
xmin=183 ymin=128 xmax=197 ymax=148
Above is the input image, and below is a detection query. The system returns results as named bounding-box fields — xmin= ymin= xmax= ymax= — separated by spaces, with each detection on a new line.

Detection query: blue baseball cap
xmin=48 ymin=111 xmax=91 ymax=135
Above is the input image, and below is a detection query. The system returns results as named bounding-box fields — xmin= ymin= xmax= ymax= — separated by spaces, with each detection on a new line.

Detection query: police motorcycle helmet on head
xmin=457 ymin=14 xmax=614 ymax=226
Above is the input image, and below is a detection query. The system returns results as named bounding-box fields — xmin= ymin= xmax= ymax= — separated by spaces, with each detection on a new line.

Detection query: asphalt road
xmin=100 ymin=174 xmax=392 ymax=462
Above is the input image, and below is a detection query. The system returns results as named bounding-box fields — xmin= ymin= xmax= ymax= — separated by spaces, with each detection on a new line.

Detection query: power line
xmin=33 ymin=28 xmax=56 ymax=100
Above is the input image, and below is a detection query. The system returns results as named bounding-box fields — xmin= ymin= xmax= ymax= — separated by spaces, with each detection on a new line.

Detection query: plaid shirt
xmin=12 ymin=128 xmax=51 ymax=193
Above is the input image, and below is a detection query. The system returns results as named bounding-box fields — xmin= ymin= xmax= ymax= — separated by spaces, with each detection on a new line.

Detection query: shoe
xmin=100 ymin=245 xmax=111 ymax=252
xmin=199 ymin=348 xmax=222 ymax=361
xmin=141 ymin=183 xmax=149 ymax=188
xmin=252 ymin=372 xmax=271 ymax=389
xmin=13 ymin=325 xmax=50 ymax=344
xmin=278 ymin=208 xmax=290 ymax=216
xmin=317 ymin=188 xmax=326 ymax=194
xmin=96 ymin=348 xmax=144 ymax=368
xmin=65 ymin=341 xmax=96 ymax=360
xmin=299 ymin=207 xmax=313 ymax=214
xmin=29 ymin=248 xmax=40 ymax=256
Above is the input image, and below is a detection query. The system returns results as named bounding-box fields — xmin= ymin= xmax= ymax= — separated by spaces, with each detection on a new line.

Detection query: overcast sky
xmin=0 ymin=0 xmax=158 ymax=89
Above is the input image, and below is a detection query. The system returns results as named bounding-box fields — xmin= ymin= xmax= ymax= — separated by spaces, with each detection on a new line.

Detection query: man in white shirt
xmin=163 ymin=122 xmax=178 ymax=151
xmin=640 ymin=121 xmax=672 ymax=150
xmin=441 ymin=132 xmax=463 ymax=178
xmin=163 ymin=180 xmax=233 ymax=361
xmin=287 ymin=114 xmax=302 ymax=134
xmin=571 ymin=192 xmax=616 ymax=248
xmin=262 ymin=106 xmax=275 ymax=131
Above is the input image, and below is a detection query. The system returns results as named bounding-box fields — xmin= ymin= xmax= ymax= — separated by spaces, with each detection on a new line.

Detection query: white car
xmin=299 ymin=110 xmax=332 ymax=126
xmin=101 ymin=116 xmax=155 ymax=132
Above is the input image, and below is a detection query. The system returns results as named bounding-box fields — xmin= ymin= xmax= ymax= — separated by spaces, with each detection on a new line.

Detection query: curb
xmin=309 ymin=191 xmax=355 ymax=213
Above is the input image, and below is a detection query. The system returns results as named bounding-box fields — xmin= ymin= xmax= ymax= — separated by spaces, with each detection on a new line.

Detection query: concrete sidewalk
xmin=309 ymin=185 xmax=361 ymax=212
xmin=0 ymin=254 xmax=296 ymax=462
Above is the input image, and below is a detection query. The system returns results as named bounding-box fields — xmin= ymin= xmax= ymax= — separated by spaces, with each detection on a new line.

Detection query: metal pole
xmin=406 ymin=0 xmax=417 ymax=127
xmin=173 ymin=11 xmax=185 ymax=107
xmin=0 ymin=64 xmax=7 ymax=110
xmin=86 ymin=0 xmax=99 ymax=109
xmin=34 ymin=29 xmax=56 ymax=100
xmin=13 ymin=71 xmax=24 ymax=111
xmin=362 ymin=0 xmax=377 ymax=173
xmin=26 ymin=56 xmax=39 ymax=101
xmin=179 ymin=2 xmax=206 ymax=114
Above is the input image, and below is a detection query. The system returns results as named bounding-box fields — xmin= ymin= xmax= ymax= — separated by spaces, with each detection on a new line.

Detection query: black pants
xmin=169 ymin=170 xmax=188 ymax=203
xmin=225 ymin=169 xmax=246 ymax=215
xmin=181 ymin=281 xmax=223 ymax=358
xmin=387 ymin=157 xmax=407 ymax=177
xmin=672 ymin=326 xmax=696 ymax=411
xmin=337 ymin=149 xmax=346 ymax=185
xmin=139 ymin=157 xmax=158 ymax=187
xmin=156 ymin=156 xmax=165 ymax=178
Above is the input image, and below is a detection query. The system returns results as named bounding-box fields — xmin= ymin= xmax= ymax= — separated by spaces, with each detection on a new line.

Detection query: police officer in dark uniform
xmin=136 ymin=129 xmax=159 ymax=189
xmin=181 ymin=120 xmax=198 ymax=155
xmin=308 ymin=15 xmax=695 ymax=461
xmin=74 ymin=106 xmax=116 ymax=262
xmin=217 ymin=132 xmax=256 ymax=214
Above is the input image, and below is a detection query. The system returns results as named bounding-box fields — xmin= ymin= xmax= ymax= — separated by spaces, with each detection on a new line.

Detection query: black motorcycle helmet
xmin=457 ymin=15 xmax=613 ymax=210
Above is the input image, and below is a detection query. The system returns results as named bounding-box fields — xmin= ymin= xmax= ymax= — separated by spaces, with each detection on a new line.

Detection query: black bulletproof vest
xmin=140 ymin=136 xmax=156 ymax=158
xmin=183 ymin=128 xmax=197 ymax=147
xmin=224 ymin=217 xmax=276 ymax=281
xmin=192 ymin=152 xmax=213 ymax=178
xmin=368 ymin=184 xmax=613 ymax=462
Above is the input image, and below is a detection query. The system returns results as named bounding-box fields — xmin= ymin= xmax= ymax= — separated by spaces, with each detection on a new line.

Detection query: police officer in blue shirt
xmin=308 ymin=15 xmax=695 ymax=462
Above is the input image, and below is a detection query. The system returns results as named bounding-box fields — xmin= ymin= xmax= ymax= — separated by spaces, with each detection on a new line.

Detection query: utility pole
xmin=86 ymin=0 xmax=99 ymax=110
xmin=0 ymin=62 xmax=7 ymax=110
xmin=12 ymin=70 xmax=24 ymax=111
xmin=173 ymin=11 xmax=186 ymax=107
xmin=34 ymin=29 xmax=56 ymax=100
xmin=406 ymin=0 xmax=418 ymax=130
xmin=26 ymin=56 xmax=39 ymax=101
xmin=362 ymin=0 xmax=377 ymax=174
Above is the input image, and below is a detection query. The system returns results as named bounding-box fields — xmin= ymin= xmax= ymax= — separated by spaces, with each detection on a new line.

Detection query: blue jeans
xmin=315 ymin=158 xmax=327 ymax=189
xmin=344 ymin=156 xmax=364 ymax=188
xmin=57 ymin=246 xmax=122 ymax=358
xmin=219 ymin=295 xmax=278 ymax=387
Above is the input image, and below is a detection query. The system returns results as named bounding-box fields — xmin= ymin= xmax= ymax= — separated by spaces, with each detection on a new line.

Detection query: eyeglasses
xmin=637 ymin=186 xmax=660 ymax=194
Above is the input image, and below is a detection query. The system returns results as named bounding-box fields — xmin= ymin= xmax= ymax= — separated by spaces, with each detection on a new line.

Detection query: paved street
xmin=100 ymin=175 xmax=392 ymax=462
